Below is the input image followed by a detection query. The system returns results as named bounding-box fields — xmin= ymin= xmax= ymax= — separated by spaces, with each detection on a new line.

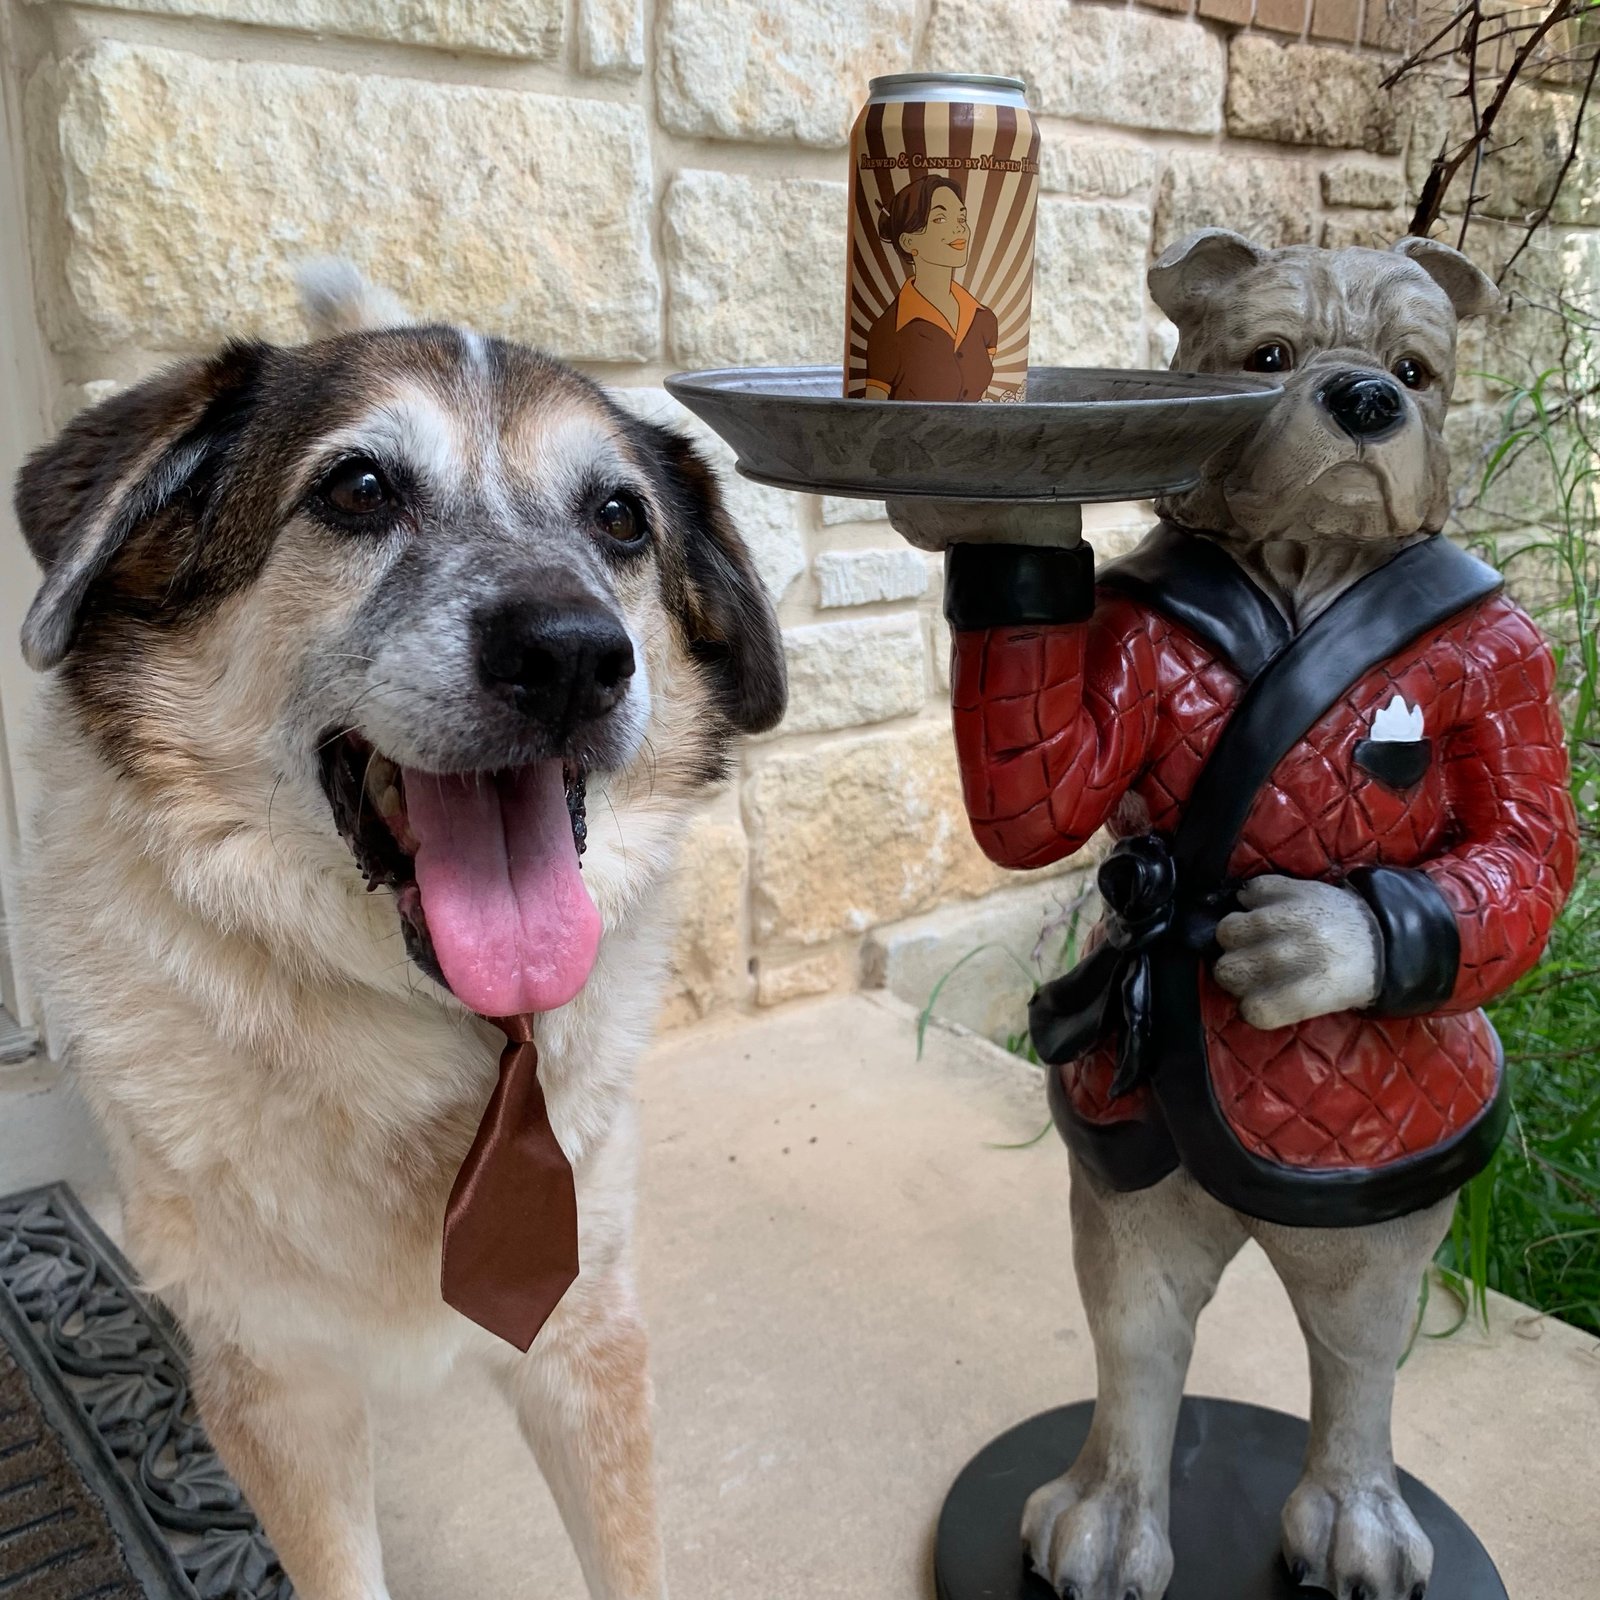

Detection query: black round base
xmin=934 ymin=1398 xmax=1507 ymax=1600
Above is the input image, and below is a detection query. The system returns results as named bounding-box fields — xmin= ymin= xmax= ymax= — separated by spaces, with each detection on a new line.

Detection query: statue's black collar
xmin=1098 ymin=522 xmax=1501 ymax=685
xmin=1098 ymin=523 xmax=1288 ymax=680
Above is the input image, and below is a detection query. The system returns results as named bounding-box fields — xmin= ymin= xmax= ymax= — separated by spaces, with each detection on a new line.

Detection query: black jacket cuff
xmin=1347 ymin=865 xmax=1460 ymax=1016
xmin=944 ymin=541 xmax=1096 ymax=631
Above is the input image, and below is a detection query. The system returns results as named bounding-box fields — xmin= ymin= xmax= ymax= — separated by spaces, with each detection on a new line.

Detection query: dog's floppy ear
xmin=1392 ymin=236 xmax=1503 ymax=322
xmin=644 ymin=424 xmax=787 ymax=734
xmin=1149 ymin=228 xmax=1270 ymax=325
xmin=13 ymin=341 xmax=267 ymax=671
xmin=295 ymin=258 xmax=412 ymax=339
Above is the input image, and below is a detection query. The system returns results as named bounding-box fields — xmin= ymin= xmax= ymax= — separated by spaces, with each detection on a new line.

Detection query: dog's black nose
xmin=477 ymin=597 xmax=635 ymax=732
xmin=1321 ymin=370 xmax=1406 ymax=440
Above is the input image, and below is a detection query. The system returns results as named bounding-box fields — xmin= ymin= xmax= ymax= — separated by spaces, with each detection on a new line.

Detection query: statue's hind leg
xmin=1024 ymin=1159 xmax=1247 ymax=1600
xmin=1253 ymin=1197 xmax=1454 ymax=1600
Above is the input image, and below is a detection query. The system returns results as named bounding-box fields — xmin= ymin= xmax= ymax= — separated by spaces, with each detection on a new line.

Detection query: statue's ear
xmin=1148 ymin=229 xmax=1269 ymax=325
xmin=1393 ymin=236 xmax=1503 ymax=322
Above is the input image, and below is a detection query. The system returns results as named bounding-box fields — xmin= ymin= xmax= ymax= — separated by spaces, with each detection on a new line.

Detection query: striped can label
xmin=844 ymin=82 xmax=1041 ymax=402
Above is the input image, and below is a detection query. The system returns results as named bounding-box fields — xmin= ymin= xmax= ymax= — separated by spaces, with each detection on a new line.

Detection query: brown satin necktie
xmin=440 ymin=1014 xmax=580 ymax=1351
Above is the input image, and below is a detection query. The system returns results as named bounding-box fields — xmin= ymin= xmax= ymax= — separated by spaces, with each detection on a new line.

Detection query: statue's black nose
xmin=1321 ymin=370 xmax=1406 ymax=440
xmin=477 ymin=595 xmax=635 ymax=734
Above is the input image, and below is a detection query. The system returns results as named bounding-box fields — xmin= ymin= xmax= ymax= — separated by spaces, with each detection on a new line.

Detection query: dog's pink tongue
xmin=405 ymin=762 xmax=600 ymax=1017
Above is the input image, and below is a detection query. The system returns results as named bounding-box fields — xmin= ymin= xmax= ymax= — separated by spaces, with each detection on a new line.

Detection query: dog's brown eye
xmin=319 ymin=457 xmax=394 ymax=519
xmin=596 ymin=493 xmax=647 ymax=547
xmin=1392 ymin=357 xmax=1429 ymax=390
xmin=1245 ymin=342 xmax=1293 ymax=374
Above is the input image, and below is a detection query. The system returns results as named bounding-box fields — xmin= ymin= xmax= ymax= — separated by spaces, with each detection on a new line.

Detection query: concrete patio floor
xmin=3 ymin=991 xmax=1598 ymax=1597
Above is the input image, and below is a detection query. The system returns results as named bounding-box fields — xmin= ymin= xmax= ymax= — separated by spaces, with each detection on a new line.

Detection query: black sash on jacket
xmin=1029 ymin=526 xmax=1510 ymax=1227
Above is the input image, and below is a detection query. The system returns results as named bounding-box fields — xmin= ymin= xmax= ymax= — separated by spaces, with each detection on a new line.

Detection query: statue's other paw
xmin=1282 ymin=1476 xmax=1433 ymax=1600
xmin=1021 ymin=1470 xmax=1173 ymax=1600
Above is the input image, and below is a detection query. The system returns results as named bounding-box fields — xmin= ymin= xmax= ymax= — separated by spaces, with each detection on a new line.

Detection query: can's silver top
xmin=868 ymin=72 xmax=1028 ymax=105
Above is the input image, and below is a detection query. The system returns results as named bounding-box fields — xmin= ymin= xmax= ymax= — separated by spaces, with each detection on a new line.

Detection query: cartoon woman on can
xmin=864 ymin=173 xmax=999 ymax=402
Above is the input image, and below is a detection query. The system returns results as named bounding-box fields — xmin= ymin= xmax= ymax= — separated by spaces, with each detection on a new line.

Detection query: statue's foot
xmin=1021 ymin=1469 xmax=1172 ymax=1600
xmin=1281 ymin=1475 xmax=1432 ymax=1600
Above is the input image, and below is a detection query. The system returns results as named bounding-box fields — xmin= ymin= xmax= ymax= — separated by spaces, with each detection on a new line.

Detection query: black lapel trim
xmin=1098 ymin=523 xmax=1291 ymax=682
xmin=1172 ymin=536 xmax=1501 ymax=887
xmin=1147 ymin=533 xmax=1500 ymax=1226
xmin=1046 ymin=1061 xmax=1180 ymax=1194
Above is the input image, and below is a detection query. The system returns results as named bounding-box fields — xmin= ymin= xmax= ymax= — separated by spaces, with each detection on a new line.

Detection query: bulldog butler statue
xmin=941 ymin=233 xmax=1579 ymax=1600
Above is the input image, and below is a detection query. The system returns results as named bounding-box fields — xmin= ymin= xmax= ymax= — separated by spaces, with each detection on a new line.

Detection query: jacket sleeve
xmin=946 ymin=542 xmax=1160 ymax=871
xmin=1353 ymin=598 xmax=1578 ymax=1016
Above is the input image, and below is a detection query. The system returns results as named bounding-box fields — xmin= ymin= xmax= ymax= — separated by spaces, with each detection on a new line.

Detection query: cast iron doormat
xmin=0 ymin=1184 xmax=292 ymax=1599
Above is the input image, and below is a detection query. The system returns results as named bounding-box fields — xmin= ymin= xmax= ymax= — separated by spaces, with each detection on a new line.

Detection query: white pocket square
xmin=1370 ymin=693 xmax=1424 ymax=743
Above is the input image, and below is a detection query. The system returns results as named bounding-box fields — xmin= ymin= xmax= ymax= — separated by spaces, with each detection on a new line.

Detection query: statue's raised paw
xmin=1022 ymin=1468 xmax=1173 ymax=1600
xmin=1213 ymin=875 xmax=1382 ymax=1030
xmin=1282 ymin=1475 xmax=1433 ymax=1600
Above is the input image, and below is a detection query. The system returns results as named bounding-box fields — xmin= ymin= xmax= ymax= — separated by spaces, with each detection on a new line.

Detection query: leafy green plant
xmin=913 ymin=886 xmax=1092 ymax=1062
xmin=1444 ymin=348 xmax=1600 ymax=1336
xmin=913 ymin=941 xmax=1035 ymax=1062
xmin=914 ymin=891 xmax=1090 ymax=1151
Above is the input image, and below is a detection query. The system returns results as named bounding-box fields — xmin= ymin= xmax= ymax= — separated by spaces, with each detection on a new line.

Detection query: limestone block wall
xmin=0 ymin=0 xmax=1594 ymax=1037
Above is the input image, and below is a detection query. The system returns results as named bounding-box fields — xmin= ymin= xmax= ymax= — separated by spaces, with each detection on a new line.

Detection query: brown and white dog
xmin=11 ymin=264 xmax=785 ymax=1600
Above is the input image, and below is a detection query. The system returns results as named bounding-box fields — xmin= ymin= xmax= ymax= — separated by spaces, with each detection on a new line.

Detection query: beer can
xmin=844 ymin=73 xmax=1041 ymax=403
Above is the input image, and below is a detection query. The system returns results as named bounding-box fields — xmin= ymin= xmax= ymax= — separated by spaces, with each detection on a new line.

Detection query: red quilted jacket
xmin=946 ymin=526 xmax=1578 ymax=1223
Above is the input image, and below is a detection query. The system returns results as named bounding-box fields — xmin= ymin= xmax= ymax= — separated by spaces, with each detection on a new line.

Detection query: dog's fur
xmin=12 ymin=267 xmax=785 ymax=1600
xmin=1014 ymin=234 xmax=1502 ymax=1600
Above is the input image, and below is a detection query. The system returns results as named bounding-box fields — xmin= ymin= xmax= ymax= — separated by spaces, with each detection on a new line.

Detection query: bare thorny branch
xmin=1385 ymin=4 xmax=1593 ymax=77
xmin=1502 ymin=40 xmax=1600 ymax=276
xmin=1384 ymin=0 xmax=1593 ymax=263
xmin=1383 ymin=2 xmax=1600 ymax=518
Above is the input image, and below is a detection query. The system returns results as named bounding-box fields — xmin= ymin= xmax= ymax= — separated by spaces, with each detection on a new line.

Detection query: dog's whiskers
xmin=316 ymin=685 xmax=400 ymax=757
xmin=264 ymin=772 xmax=287 ymax=855
xmin=358 ymin=743 xmax=381 ymax=831
xmin=191 ymin=752 xmax=277 ymax=777
xmin=638 ymin=735 xmax=661 ymax=800
xmin=333 ymin=678 xmax=402 ymax=733
xmin=600 ymin=786 xmax=628 ymax=868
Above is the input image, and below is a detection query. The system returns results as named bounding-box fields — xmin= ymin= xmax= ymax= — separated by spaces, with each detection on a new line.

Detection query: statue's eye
xmin=1244 ymin=342 xmax=1294 ymax=374
xmin=1392 ymin=356 xmax=1430 ymax=390
xmin=595 ymin=493 xmax=648 ymax=549
xmin=317 ymin=457 xmax=396 ymax=521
